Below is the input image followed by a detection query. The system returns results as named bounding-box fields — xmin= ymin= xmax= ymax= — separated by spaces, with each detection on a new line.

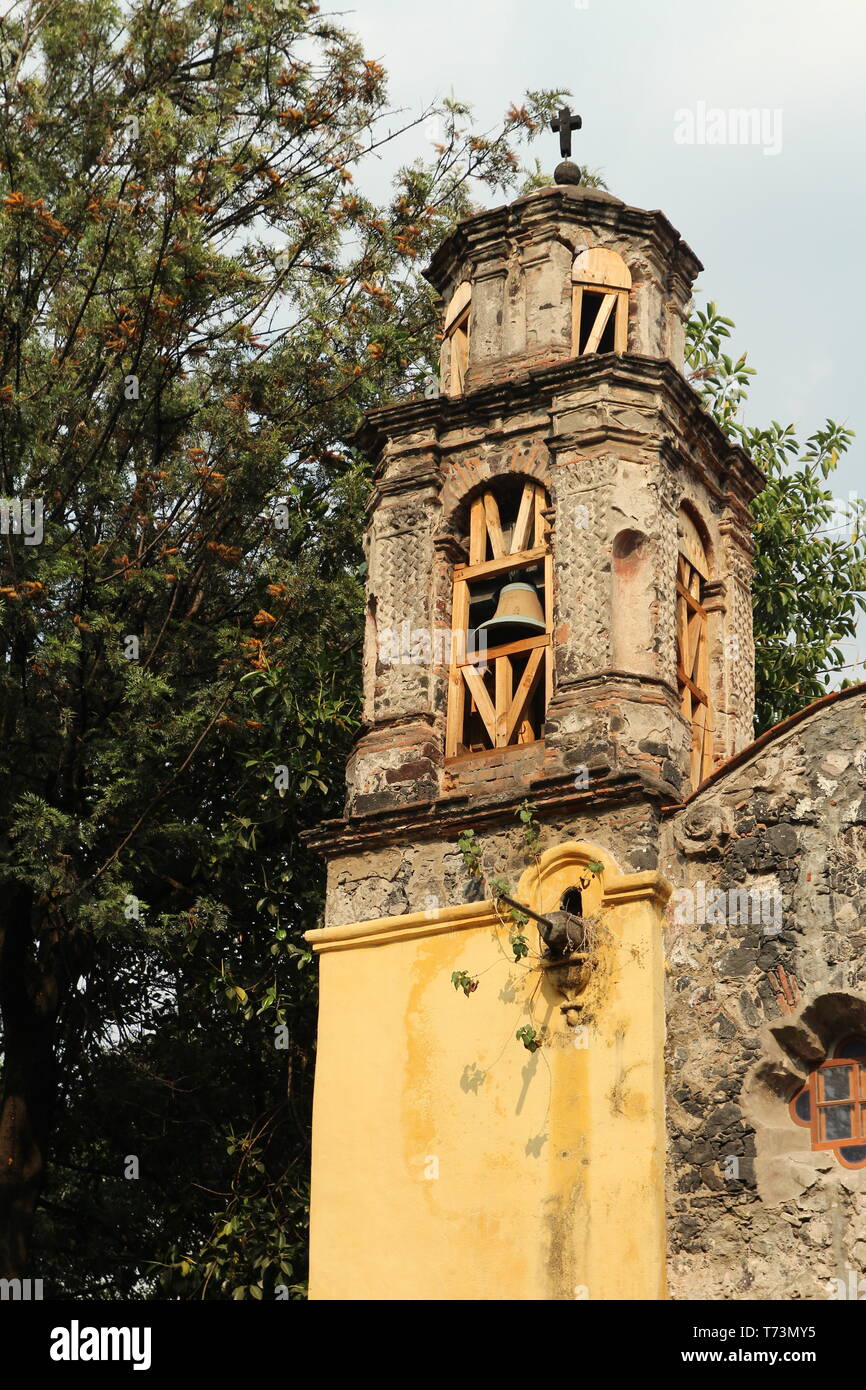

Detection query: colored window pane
xmin=823 ymin=1105 xmax=853 ymax=1141
xmin=821 ymin=1066 xmax=851 ymax=1101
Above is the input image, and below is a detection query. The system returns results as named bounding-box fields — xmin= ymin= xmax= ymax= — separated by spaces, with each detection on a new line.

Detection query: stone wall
xmin=348 ymin=355 xmax=760 ymax=827
xmin=323 ymin=793 xmax=662 ymax=928
xmin=661 ymin=687 xmax=866 ymax=1299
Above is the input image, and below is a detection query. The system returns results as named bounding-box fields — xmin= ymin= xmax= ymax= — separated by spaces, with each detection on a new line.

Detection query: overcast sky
xmin=343 ymin=0 xmax=866 ymax=678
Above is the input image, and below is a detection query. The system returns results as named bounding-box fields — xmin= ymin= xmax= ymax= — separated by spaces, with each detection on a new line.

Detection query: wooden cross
xmin=550 ymin=105 xmax=582 ymax=159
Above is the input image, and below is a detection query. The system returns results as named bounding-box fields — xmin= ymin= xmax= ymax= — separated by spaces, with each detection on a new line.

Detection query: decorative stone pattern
xmin=721 ymin=523 xmax=758 ymax=750
xmin=650 ymin=461 xmax=683 ymax=688
xmin=661 ymin=689 xmax=866 ymax=1299
xmin=365 ymin=500 xmax=434 ymax=723
xmin=551 ymin=451 xmax=615 ymax=678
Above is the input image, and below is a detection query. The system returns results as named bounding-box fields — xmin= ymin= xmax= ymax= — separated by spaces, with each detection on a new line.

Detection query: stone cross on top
xmin=551 ymin=105 xmax=582 ymax=158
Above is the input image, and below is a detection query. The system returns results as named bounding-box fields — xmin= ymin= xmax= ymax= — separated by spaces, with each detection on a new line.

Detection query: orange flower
xmin=207 ymin=541 xmax=241 ymax=562
xmin=252 ymin=609 xmax=277 ymax=627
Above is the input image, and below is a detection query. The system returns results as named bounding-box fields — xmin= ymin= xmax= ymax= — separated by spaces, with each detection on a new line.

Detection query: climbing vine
xmin=448 ymin=801 xmax=603 ymax=1052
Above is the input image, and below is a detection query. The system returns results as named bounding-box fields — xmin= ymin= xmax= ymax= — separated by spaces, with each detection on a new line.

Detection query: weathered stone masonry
xmin=314 ymin=182 xmax=761 ymax=931
xmin=662 ymin=687 xmax=866 ymax=1300
xmin=306 ymin=173 xmax=866 ymax=1301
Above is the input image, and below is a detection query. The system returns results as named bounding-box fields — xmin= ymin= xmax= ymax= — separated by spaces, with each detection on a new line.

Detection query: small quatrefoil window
xmin=790 ymin=1036 xmax=866 ymax=1169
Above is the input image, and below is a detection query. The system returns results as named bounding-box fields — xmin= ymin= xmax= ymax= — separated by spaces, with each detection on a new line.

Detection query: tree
xmin=0 ymin=0 xmax=562 ymax=1289
xmin=686 ymin=303 xmax=866 ymax=731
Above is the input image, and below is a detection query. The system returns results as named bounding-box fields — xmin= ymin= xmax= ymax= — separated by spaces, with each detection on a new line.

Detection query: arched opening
xmin=560 ymin=888 xmax=584 ymax=917
xmin=445 ymin=477 xmax=552 ymax=758
xmin=571 ymin=247 xmax=631 ymax=357
xmin=444 ymin=282 xmax=471 ymax=396
xmin=676 ymin=507 xmax=714 ymax=787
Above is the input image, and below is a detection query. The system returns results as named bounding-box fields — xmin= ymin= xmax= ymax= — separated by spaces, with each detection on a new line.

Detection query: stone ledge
xmin=302 ymin=770 xmax=673 ymax=858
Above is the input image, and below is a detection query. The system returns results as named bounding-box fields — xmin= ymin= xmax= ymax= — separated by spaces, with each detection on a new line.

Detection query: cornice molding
xmin=356 ymin=354 xmax=764 ymax=504
xmin=423 ymin=185 xmax=703 ymax=297
xmin=305 ymin=839 xmax=672 ymax=953
xmin=301 ymin=770 xmax=671 ymax=859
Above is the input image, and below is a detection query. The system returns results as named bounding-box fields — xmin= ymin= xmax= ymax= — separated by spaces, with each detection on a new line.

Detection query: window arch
xmin=445 ymin=478 xmax=552 ymax=758
xmin=676 ymin=508 xmax=713 ymax=787
xmin=444 ymin=282 xmax=471 ymax=396
xmin=571 ymin=247 xmax=630 ymax=357
xmin=790 ymin=1037 xmax=866 ymax=1169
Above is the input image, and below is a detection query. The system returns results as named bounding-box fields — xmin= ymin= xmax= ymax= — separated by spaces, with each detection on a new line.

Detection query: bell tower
xmin=305 ymin=132 xmax=765 ymax=1301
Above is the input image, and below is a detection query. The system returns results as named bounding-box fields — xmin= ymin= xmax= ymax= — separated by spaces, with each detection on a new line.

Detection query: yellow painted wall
xmin=306 ymin=842 xmax=671 ymax=1301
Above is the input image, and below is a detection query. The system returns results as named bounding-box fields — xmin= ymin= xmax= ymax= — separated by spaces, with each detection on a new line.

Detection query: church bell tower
xmin=305 ymin=119 xmax=765 ymax=1301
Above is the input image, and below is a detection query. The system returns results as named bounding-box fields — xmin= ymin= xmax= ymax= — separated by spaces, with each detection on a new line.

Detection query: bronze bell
xmin=478 ymin=580 xmax=545 ymax=645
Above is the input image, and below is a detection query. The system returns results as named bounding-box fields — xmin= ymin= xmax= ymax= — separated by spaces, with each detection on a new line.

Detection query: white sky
xmin=343 ymin=0 xmax=866 ymax=679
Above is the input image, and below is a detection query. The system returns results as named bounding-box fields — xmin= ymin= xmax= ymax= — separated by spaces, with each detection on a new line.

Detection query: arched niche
xmin=611 ymin=527 xmax=653 ymax=674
